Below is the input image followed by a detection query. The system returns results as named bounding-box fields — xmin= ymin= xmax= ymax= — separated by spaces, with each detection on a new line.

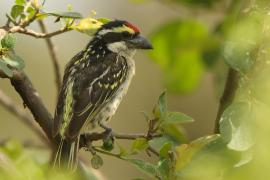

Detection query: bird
xmin=53 ymin=20 xmax=153 ymax=169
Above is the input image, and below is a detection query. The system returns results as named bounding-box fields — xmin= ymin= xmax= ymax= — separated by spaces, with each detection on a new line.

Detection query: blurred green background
xmin=0 ymin=0 xmax=223 ymax=179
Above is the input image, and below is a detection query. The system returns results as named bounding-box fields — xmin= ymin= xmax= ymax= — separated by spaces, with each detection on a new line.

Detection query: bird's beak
xmin=127 ymin=35 xmax=153 ymax=49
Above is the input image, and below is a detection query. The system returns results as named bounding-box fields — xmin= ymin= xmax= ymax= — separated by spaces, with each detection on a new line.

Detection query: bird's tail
xmin=53 ymin=137 xmax=80 ymax=170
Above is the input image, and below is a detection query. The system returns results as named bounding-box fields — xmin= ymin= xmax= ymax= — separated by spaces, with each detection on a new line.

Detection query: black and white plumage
xmin=53 ymin=20 xmax=152 ymax=169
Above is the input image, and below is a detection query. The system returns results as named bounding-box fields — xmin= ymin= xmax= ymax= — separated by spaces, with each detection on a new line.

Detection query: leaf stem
xmin=93 ymin=147 xmax=123 ymax=159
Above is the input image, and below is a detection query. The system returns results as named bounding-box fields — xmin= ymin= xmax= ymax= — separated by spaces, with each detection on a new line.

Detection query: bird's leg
xmin=99 ymin=119 xmax=114 ymax=142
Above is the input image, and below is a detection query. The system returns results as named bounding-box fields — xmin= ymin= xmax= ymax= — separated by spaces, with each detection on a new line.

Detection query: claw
xmin=104 ymin=128 xmax=114 ymax=142
xmin=99 ymin=121 xmax=114 ymax=141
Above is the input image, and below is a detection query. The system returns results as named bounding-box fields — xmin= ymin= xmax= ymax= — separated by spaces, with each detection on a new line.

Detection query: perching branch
xmin=81 ymin=131 xmax=162 ymax=143
xmin=0 ymin=88 xmax=48 ymax=143
xmin=214 ymin=68 xmax=239 ymax=133
xmin=80 ymin=131 xmax=162 ymax=158
xmin=37 ymin=20 xmax=62 ymax=93
xmin=0 ymin=70 xmax=54 ymax=142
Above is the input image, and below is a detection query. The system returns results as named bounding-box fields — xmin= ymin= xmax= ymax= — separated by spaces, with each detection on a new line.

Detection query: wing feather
xmin=65 ymin=54 xmax=128 ymax=140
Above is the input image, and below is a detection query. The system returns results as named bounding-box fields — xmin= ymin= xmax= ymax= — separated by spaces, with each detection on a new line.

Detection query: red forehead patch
xmin=125 ymin=22 xmax=140 ymax=33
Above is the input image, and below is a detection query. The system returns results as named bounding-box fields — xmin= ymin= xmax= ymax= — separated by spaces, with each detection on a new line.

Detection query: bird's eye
xmin=122 ymin=31 xmax=130 ymax=38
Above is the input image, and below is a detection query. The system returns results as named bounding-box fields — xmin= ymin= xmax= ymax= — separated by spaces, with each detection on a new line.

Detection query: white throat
xmin=107 ymin=41 xmax=136 ymax=59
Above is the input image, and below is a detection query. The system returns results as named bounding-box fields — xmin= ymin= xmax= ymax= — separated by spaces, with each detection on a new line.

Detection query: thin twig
xmin=0 ymin=88 xmax=48 ymax=143
xmin=81 ymin=131 xmax=162 ymax=145
xmin=5 ymin=14 xmax=18 ymax=26
xmin=147 ymin=146 xmax=160 ymax=157
xmin=114 ymin=132 xmax=162 ymax=140
xmin=37 ymin=20 xmax=62 ymax=93
xmin=8 ymin=26 xmax=71 ymax=38
xmin=93 ymin=147 xmax=123 ymax=159
xmin=81 ymin=131 xmax=161 ymax=158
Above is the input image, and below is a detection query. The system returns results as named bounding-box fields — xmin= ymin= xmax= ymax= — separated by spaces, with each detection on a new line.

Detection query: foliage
xmin=148 ymin=18 xmax=221 ymax=94
xmin=149 ymin=20 xmax=207 ymax=93
xmin=133 ymin=0 xmax=270 ymax=179
xmin=1 ymin=0 xmax=270 ymax=179
xmin=0 ymin=140 xmax=98 ymax=180
xmin=0 ymin=33 xmax=25 ymax=77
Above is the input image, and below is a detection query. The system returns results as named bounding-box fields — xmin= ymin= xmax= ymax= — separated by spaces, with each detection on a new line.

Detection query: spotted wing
xmin=53 ymin=51 xmax=85 ymax=137
xmin=65 ymin=53 xmax=128 ymax=140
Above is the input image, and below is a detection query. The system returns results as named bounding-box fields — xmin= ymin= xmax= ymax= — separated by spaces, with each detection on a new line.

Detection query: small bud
xmin=102 ymin=138 xmax=114 ymax=151
xmin=91 ymin=154 xmax=103 ymax=169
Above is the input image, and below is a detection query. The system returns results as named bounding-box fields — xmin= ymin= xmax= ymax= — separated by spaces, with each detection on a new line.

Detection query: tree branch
xmin=0 ymin=70 xmax=54 ymax=142
xmin=8 ymin=26 xmax=71 ymax=39
xmin=214 ymin=68 xmax=239 ymax=133
xmin=37 ymin=20 xmax=62 ymax=94
xmin=0 ymin=88 xmax=48 ymax=143
xmin=81 ymin=131 xmax=162 ymax=144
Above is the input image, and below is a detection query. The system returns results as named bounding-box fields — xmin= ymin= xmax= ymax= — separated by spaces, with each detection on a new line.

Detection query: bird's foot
xmin=99 ymin=122 xmax=114 ymax=141
xmin=99 ymin=122 xmax=115 ymax=151
xmin=102 ymin=129 xmax=114 ymax=151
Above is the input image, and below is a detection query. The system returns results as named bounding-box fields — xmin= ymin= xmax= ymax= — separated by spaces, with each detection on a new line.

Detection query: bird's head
xmin=89 ymin=20 xmax=152 ymax=58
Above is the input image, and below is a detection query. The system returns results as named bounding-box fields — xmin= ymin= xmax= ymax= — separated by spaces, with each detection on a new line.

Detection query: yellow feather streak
xmin=112 ymin=26 xmax=135 ymax=34
xmin=61 ymin=81 xmax=74 ymax=137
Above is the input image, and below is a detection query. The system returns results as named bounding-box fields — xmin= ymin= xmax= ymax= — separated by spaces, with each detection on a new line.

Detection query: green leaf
xmin=116 ymin=142 xmax=128 ymax=157
xmin=149 ymin=20 xmax=208 ymax=93
xmin=130 ymin=138 xmax=149 ymax=154
xmin=25 ymin=6 xmax=36 ymax=20
xmin=141 ymin=111 xmax=150 ymax=122
xmin=149 ymin=136 xmax=174 ymax=151
xmin=175 ymin=135 xmax=221 ymax=171
xmin=71 ymin=18 xmax=103 ymax=35
xmin=128 ymin=159 xmax=157 ymax=177
xmin=223 ymin=17 xmax=262 ymax=73
xmin=1 ymin=139 xmax=23 ymax=159
xmin=219 ymin=102 xmax=254 ymax=151
xmin=157 ymin=159 xmax=171 ymax=179
xmin=0 ymin=61 xmax=13 ymax=77
xmin=175 ymin=135 xmax=234 ymax=179
xmin=159 ymin=142 xmax=173 ymax=159
xmin=0 ymin=150 xmax=18 ymax=176
xmin=15 ymin=0 xmax=26 ymax=5
xmin=163 ymin=124 xmax=187 ymax=143
xmin=91 ymin=154 xmax=103 ymax=169
xmin=11 ymin=5 xmax=24 ymax=19
xmin=2 ymin=52 xmax=25 ymax=70
xmin=165 ymin=50 xmax=204 ymax=93
xmin=153 ymin=91 xmax=167 ymax=119
xmin=47 ymin=11 xmax=83 ymax=19
xmin=234 ymin=149 xmax=253 ymax=168
xmin=36 ymin=13 xmax=49 ymax=20
xmin=202 ymin=35 xmax=221 ymax=68
xmin=164 ymin=112 xmax=193 ymax=125
xmin=223 ymin=42 xmax=254 ymax=73
xmin=1 ymin=34 xmax=16 ymax=49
